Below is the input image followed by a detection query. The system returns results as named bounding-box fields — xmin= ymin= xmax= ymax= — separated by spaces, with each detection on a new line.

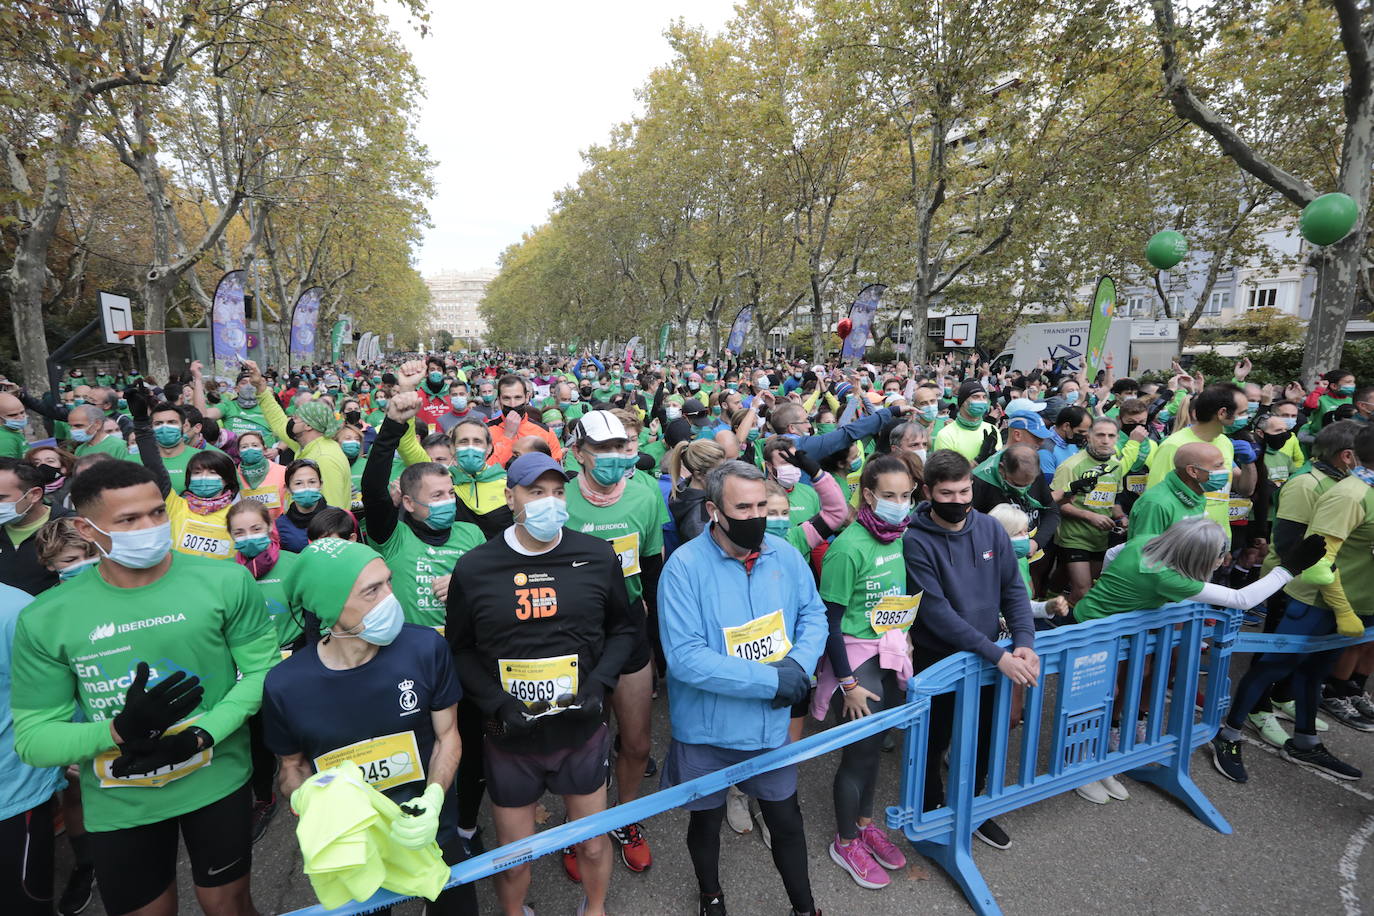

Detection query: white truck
xmin=989 ymin=318 xmax=1178 ymax=376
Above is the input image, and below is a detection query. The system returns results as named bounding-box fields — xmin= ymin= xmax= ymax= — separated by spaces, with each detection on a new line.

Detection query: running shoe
xmin=643 ymin=755 xmax=658 ymax=778
xmin=829 ymin=835 xmax=890 ymax=889
xmin=1246 ymin=711 xmax=1289 ymax=748
xmin=699 ymin=892 xmax=727 ymax=915
xmin=563 ymin=847 xmax=581 ymax=883
xmin=57 ymin=863 xmax=95 ymax=916
xmin=1209 ymin=736 xmax=1247 ymax=783
xmin=610 ymin=823 xmax=652 ymax=872
xmin=725 ymin=786 xmax=752 ymax=834
xmin=250 ymin=794 xmax=278 ymax=845
xmin=1280 ymin=740 xmax=1363 ymax=780
xmin=459 ymin=827 xmax=485 ymax=858
xmin=1320 ymin=695 xmax=1374 ymax=732
xmin=1351 ymin=693 xmax=1374 ymax=722
xmin=1272 ymin=699 xmax=1329 ymax=732
xmin=974 ymin=818 xmax=1011 ymax=850
xmin=753 ymin=801 xmax=772 ymax=849
xmin=1099 ymin=775 xmax=1130 ymax=800
xmin=1241 ymin=609 xmax=1265 ymax=627
xmin=857 ymin=822 xmax=907 ymax=870
xmin=1074 ymin=779 xmax=1110 ymax=805
xmin=576 ymin=897 xmax=612 ymax=916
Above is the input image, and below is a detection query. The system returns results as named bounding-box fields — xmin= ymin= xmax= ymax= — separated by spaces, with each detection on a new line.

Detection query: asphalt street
xmin=56 ymin=687 xmax=1374 ymax=916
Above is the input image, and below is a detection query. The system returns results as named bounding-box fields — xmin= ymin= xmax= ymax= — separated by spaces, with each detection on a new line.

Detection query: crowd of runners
xmin=0 ymin=347 xmax=1370 ymax=915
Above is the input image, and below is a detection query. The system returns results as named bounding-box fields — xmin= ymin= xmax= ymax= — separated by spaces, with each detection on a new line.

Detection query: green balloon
xmin=1300 ymin=192 xmax=1359 ymax=246
xmin=1145 ymin=230 xmax=1188 ymax=270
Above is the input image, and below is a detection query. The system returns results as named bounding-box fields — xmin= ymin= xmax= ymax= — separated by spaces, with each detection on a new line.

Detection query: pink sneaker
xmin=829 ymin=834 xmax=890 ymax=889
xmin=857 ymin=823 xmax=907 ymax=870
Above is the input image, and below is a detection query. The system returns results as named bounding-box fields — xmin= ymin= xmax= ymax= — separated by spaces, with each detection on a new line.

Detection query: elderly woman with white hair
xmin=1072 ymin=516 xmax=1327 ymax=624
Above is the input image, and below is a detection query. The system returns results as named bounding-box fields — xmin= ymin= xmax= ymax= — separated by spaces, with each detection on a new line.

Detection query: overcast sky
xmin=388 ymin=1 xmax=739 ymax=277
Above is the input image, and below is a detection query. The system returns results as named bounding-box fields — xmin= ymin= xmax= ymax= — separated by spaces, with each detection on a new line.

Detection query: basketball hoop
xmin=116 ymin=330 xmax=166 ymax=340
xmin=950 ymin=338 xmax=965 ymax=347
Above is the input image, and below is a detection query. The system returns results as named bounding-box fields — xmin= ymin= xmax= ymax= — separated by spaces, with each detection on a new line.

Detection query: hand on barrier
xmin=996 ymin=649 xmax=1038 ymax=687
xmin=1281 ymin=535 xmax=1328 ymax=576
xmin=1335 ymin=608 xmax=1366 ymax=639
xmin=392 ymin=782 xmax=445 ymax=848
xmin=770 ymin=657 xmax=810 ymax=708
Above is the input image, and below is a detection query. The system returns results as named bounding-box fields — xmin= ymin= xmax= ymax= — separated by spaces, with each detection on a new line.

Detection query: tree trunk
xmin=141 ymin=275 xmax=172 ymax=382
xmin=8 ymin=246 xmax=53 ymax=395
xmin=810 ymin=277 xmax=824 ymax=363
xmin=908 ymin=287 xmax=930 ymax=364
xmin=1306 ymin=231 xmax=1366 ymax=383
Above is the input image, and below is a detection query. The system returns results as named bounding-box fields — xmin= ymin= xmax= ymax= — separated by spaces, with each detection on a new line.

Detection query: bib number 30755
xmin=723 ymin=609 xmax=792 ymax=665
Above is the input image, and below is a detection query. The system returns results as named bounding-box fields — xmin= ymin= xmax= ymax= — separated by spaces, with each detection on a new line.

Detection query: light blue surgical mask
xmin=1354 ymin=466 xmax=1374 ymax=488
xmin=0 ymin=491 xmax=35 ymax=526
xmin=590 ymin=453 xmax=635 ymax=486
xmin=71 ymin=427 xmax=92 ymax=443
xmin=292 ymin=488 xmax=323 ymax=508
xmin=420 ymin=497 xmax=457 ymax=530
xmin=1280 ymin=416 xmax=1297 ymax=430
xmin=235 ymin=534 xmax=271 ymax=558
xmin=874 ymin=498 xmax=911 ymax=526
xmin=86 ymin=520 xmax=172 ymax=569
xmin=187 ymin=476 xmax=225 ymax=498
xmin=765 ymin=518 xmax=791 ymax=538
xmin=519 ymin=495 xmax=568 ymax=542
xmin=58 ymin=557 xmax=99 ymax=581
xmin=666 ymin=406 xmax=682 ymax=421
xmin=334 ymin=591 xmax=404 ymax=647
xmin=453 ymin=395 xmax=468 ymax=411
xmin=1064 ymin=390 xmax=1080 ymax=405
xmin=4 ymin=417 xmax=26 ymax=431
xmin=918 ymin=405 xmax=938 ymax=423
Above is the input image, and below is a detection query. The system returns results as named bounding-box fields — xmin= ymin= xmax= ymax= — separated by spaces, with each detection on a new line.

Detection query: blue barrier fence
xmin=287 ymin=607 xmax=1374 ymax=916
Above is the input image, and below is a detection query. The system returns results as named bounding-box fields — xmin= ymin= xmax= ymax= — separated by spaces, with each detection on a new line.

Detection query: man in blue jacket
xmin=904 ymin=450 xmax=1039 ymax=851
xmin=767 ymin=399 xmax=909 ymax=468
xmin=659 ymin=459 xmax=827 ymax=916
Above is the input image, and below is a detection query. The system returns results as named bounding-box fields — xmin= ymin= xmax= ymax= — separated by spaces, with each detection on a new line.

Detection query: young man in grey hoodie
xmin=903 ymin=449 xmax=1039 ymax=850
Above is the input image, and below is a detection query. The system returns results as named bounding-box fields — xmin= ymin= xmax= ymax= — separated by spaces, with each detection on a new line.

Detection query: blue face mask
xmin=849 ymin=457 xmax=863 ymax=473
xmin=292 ymin=488 xmax=323 ymax=508
xmin=153 ymin=425 xmax=183 ymax=448
xmin=340 ymin=440 xmax=362 ymax=459
xmin=519 ymin=495 xmax=568 ymax=542
xmin=87 ymin=520 xmax=172 ymax=569
xmin=1198 ymin=468 xmax=1230 ymax=492
xmin=239 ymin=447 xmax=264 ymax=465
xmin=3 ymin=417 xmax=24 ymax=431
xmin=590 ymin=453 xmax=635 ymax=486
xmin=187 ymin=476 xmax=225 ymax=498
xmin=1011 ymin=536 xmax=1032 ymax=559
xmin=1064 ymin=390 xmax=1080 ymax=405
xmin=918 ymin=405 xmax=938 ymax=423
xmin=1280 ymin=416 xmax=1297 ymax=430
xmin=874 ymin=498 xmax=911 ymax=526
xmin=1354 ymin=466 xmax=1374 ymax=487
xmin=58 ymin=557 xmax=99 ymax=581
xmin=235 ymin=534 xmax=271 ymax=558
xmin=71 ymin=427 xmax=92 ymax=443
xmin=453 ymin=395 xmax=468 ymax=411
xmin=420 ymin=497 xmax=456 ymax=530
xmin=765 ymin=518 xmax=791 ymax=537
xmin=428 ymin=371 xmax=445 ymax=386
xmin=334 ymin=592 xmax=404 ymax=647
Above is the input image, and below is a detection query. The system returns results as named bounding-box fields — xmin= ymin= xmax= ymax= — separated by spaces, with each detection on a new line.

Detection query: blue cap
xmin=1008 ymin=413 xmax=1053 ymax=439
xmin=506 ymin=452 xmax=572 ymax=487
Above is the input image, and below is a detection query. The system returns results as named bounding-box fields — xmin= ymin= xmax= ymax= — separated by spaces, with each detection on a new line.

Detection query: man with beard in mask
xmin=903 ymin=450 xmax=1037 ymax=851
xmin=659 ymin=460 xmax=827 ymax=916
xmin=1052 ymin=417 xmax=1127 ymax=606
xmin=190 ymin=361 xmax=273 ymax=445
xmin=489 ymin=374 xmax=563 ymax=466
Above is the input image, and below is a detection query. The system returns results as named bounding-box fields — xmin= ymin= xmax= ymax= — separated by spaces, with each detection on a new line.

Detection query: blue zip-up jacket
xmin=659 ymin=528 xmax=827 ymax=750
xmin=903 ymin=503 xmax=1034 ymax=664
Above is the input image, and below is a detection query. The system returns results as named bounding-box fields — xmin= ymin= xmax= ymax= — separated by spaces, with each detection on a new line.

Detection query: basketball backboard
xmin=942 ymin=314 xmax=979 ymax=349
xmin=99 ymin=292 xmax=135 ymax=346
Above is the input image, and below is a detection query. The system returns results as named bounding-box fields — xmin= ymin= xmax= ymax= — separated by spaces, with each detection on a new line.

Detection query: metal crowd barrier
xmin=287 ymin=605 xmax=1374 ymax=916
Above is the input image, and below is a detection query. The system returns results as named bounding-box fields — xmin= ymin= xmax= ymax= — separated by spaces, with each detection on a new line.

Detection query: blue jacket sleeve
xmin=573 ymin=356 xmax=604 ymax=380
xmin=658 ymin=555 xmax=779 ymax=699
xmin=793 ymin=408 xmax=893 ymax=463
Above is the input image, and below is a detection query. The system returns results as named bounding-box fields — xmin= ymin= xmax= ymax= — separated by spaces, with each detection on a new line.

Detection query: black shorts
xmin=89 ymin=782 xmax=252 ymax=914
xmin=483 ymin=723 xmax=611 ymax=808
xmin=1060 ymin=546 xmax=1105 ymax=565
xmin=0 ymin=795 xmax=55 ymax=916
xmin=620 ymin=598 xmax=653 ymax=675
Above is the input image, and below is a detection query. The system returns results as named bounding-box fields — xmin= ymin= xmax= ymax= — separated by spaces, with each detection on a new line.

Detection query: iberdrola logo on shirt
xmin=88 ymin=613 xmax=188 ymax=642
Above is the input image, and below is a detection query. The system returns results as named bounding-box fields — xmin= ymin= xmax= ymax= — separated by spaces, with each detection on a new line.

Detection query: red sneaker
xmin=610 ymin=822 xmax=652 ymax=872
xmin=563 ymin=846 xmax=582 ymax=882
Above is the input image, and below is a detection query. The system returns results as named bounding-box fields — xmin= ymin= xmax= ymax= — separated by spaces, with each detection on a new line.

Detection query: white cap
xmin=575 ymin=409 xmax=628 ymax=443
xmin=1004 ymin=397 xmax=1046 ymax=415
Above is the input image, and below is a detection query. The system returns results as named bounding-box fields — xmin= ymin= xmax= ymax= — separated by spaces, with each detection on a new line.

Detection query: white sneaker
xmin=1075 ymin=779 xmax=1111 ymax=804
xmin=725 ymin=785 xmax=752 ymax=834
xmin=752 ymin=800 xmax=772 ymax=849
xmin=1099 ymin=775 xmax=1130 ymax=800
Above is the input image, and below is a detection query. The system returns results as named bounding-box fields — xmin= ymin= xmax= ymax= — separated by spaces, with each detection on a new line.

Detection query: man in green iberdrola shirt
xmin=150 ymin=403 xmax=203 ymax=491
xmin=68 ymin=404 xmax=129 ymax=462
xmin=11 ymin=460 xmax=278 ymax=915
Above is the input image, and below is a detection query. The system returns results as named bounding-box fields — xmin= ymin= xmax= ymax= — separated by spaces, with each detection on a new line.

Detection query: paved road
xmin=59 ymin=696 xmax=1374 ymax=916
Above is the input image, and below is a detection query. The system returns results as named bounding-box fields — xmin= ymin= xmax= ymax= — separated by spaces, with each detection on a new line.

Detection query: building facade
xmin=424 ymin=269 xmax=496 ymax=346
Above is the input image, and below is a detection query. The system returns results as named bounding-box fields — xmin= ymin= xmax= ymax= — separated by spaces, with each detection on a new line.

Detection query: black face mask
xmin=1264 ymin=431 xmax=1291 ymax=451
xmin=1120 ymin=422 xmax=1143 ymax=437
xmin=504 ymin=403 xmax=526 ymax=418
xmin=930 ymin=500 xmax=971 ymax=524
xmin=33 ymin=464 xmax=61 ymax=485
xmin=344 ymin=410 xmax=361 ymax=425
xmin=717 ymin=511 xmax=767 ymax=552
xmin=1070 ymin=434 xmax=1088 ymax=448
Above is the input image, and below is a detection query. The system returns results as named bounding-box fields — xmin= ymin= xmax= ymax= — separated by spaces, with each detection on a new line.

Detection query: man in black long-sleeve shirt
xmin=446 ymin=452 xmax=637 ymax=916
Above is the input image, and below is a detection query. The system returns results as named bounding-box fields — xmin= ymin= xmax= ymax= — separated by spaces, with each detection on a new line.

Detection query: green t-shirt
xmin=217 ymin=400 xmax=274 ymax=444
xmin=1301 ymin=474 xmax=1374 ymax=616
xmin=564 ymin=476 xmax=667 ymax=605
xmin=75 ymin=435 xmax=129 ymax=462
xmin=1126 ymin=470 xmax=1205 ymax=543
xmin=254 ymin=551 xmax=303 ymax=647
xmin=1052 ymin=450 xmax=1121 ymax=552
xmin=11 ymin=555 xmax=279 ymax=831
xmin=159 ymin=445 xmax=204 ymax=492
xmin=786 ymin=482 xmax=820 ymax=526
xmin=818 ymin=523 xmax=910 ymax=640
xmin=1073 ymin=540 xmax=1202 ymax=621
xmin=373 ymin=519 xmax=484 ymax=628
xmin=0 ymin=426 xmax=26 ymax=458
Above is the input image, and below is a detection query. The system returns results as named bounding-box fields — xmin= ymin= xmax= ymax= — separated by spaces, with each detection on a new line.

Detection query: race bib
xmin=1125 ymin=473 xmax=1148 ymax=495
xmin=500 ymin=655 xmax=579 ymax=710
xmin=869 ymin=595 xmax=921 ymax=634
xmin=94 ymin=718 xmax=212 ymax=789
xmin=1084 ymin=478 xmax=1119 ymax=509
xmin=1228 ymin=497 xmax=1253 ymax=523
xmin=312 ymin=731 xmax=424 ymax=792
xmin=241 ymin=486 xmax=281 ymax=511
xmin=611 ymin=532 xmax=641 ymax=577
xmin=176 ymin=518 xmax=231 ymax=559
xmin=1268 ymin=465 xmax=1290 ymax=484
xmin=723 ymin=609 xmax=792 ymax=665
